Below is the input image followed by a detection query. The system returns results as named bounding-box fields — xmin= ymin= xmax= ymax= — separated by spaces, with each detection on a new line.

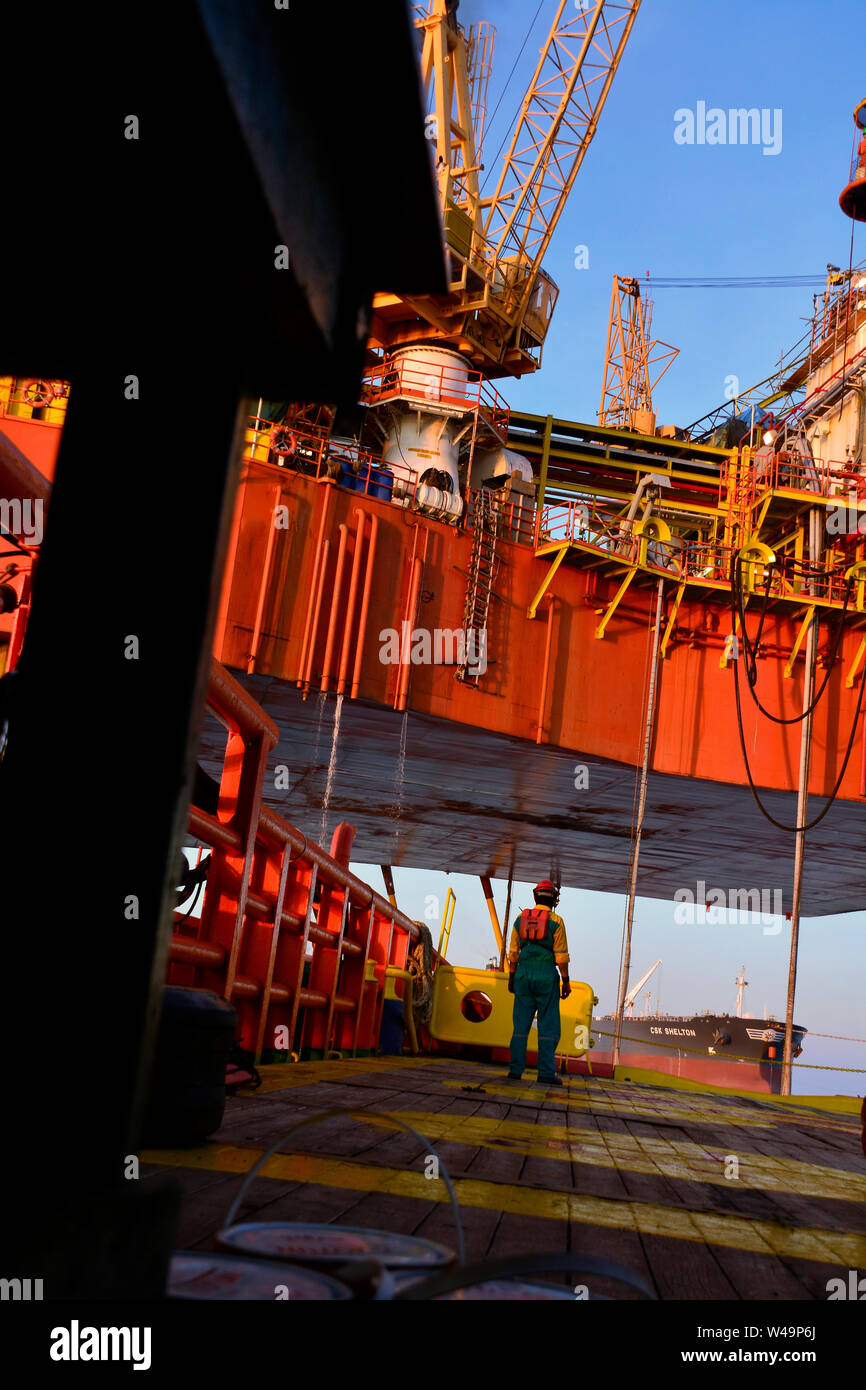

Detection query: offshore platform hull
xmin=212 ymin=445 xmax=866 ymax=914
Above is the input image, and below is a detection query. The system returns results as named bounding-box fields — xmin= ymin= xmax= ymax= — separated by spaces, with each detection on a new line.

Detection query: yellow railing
xmin=436 ymin=887 xmax=457 ymax=961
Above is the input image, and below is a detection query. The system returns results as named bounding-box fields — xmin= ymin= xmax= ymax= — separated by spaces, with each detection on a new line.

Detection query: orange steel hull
xmin=210 ymin=463 xmax=866 ymax=909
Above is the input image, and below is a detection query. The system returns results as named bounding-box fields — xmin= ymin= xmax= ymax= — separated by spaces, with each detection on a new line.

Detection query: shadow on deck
xmin=142 ymin=1056 xmax=866 ymax=1300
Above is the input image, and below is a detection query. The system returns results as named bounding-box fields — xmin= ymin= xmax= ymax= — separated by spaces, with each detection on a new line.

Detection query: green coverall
xmin=507 ymin=911 xmax=568 ymax=1082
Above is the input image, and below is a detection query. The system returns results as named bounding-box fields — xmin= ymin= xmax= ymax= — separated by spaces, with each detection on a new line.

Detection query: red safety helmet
xmin=533 ymin=879 xmax=560 ymax=904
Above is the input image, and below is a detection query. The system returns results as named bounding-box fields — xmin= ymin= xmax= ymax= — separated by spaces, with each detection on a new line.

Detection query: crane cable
xmin=650 ymin=275 xmax=826 ymax=289
xmin=614 ymin=585 xmax=663 ymax=1053
xmin=729 ymin=559 xmax=866 ymax=834
xmin=478 ymin=0 xmax=545 ymax=198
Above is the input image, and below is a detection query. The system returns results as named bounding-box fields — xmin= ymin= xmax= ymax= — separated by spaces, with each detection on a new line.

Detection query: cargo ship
xmin=589 ymin=965 xmax=807 ymax=1092
xmin=590 ymin=1014 xmax=807 ymax=1092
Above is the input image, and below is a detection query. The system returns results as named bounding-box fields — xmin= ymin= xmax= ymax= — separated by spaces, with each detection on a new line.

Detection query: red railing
xmin=466 ymin=487 xmax=536 ymax=544
xmin=244 ymin=414 xmax=430 ymax=511
xmin=726 ymin=448 xmax=866 ymax=508
xmin=168 ymin=659 xmax=420 ymax=1058
xmin=751 ymin=450 xmax=828 ymax=495
xmin=361 ymin=355 xmax=510 ymax=442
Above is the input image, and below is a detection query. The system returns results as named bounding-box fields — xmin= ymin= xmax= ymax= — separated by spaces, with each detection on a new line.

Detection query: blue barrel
xmin=369 ymin=465 xmax=394 ymax=501
xmin=338 ymin=461 xmax=361 ymax=492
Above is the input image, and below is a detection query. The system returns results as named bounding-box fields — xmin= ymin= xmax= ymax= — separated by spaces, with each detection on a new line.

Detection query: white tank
xmin=382 ymin=412 xmax=461 ymax=492
xmin=389 ymin=346 xmax=470 ymax=411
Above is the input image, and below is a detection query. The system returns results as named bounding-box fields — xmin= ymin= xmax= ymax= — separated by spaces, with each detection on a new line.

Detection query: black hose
xmin=730 ymin=598 xmax=866 ymax=834
xmin=730 ymin=555 xmax=852 ymax=724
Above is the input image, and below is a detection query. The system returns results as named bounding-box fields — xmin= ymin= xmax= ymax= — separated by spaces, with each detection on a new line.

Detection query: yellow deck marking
xmin=142 ymin=1141 xmax=866 ymax=1267
xmin=609 ymin=1065 xmax=863 ymax=1114
xmin=444 ymin=1078 xmax=779 ymax=1128
xmin=246 ymin=1060 xmax=859 ymax=1137
xmin=352 ymin=1111 xmax=866 ymax=1203
xmin=446 ymin=1075 xmax=860 ymax=1135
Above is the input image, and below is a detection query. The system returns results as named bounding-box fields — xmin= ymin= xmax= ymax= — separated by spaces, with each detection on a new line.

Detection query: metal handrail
xmin=436 ymin=887 xmax=456 ymax=962
xmin=169 ymin=658 xmax=421 ymax=1059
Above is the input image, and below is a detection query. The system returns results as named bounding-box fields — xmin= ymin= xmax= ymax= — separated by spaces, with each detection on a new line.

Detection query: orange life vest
xmin=517 ymin=907 xmax=551 ymax=945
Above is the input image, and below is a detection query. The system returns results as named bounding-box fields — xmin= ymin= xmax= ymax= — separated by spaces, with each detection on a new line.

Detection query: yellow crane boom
xmin=371 ymin=0 xmax=642 ymax=379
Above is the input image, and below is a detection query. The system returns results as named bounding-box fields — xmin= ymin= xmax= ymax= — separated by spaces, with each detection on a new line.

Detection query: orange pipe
xmin=393 ymin=525 xmax=420 ymax=710
xmin=351 ymin=513 xmax=378 ymax=698
xmin=302 ymin=538 xmax=330 ymax=695
xmin=213 ymin=462 xmax=249 ymax=659
xmin=337 ymin=509 xmax=366 ymax=694
xmin=397 ymin=556 xmax=422 ymax=712
xmin=536 ymin=597 xmax=555 ymax=745
xmin=395 ymin=526 xmax=430 ymax=710
xmin=297 ymin=483 xmax=333 ymax=687
xmin=246 ymin=485 xmax=281 ymax=673
xmin=320 ymin=524 xmax=348 ymax=691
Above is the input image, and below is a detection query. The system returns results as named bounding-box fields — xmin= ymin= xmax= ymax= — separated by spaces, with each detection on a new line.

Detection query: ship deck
xmin=141 ymin=1055 xmax=866 ymax=1300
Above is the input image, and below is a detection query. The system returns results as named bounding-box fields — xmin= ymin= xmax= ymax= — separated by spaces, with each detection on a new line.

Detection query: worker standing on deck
xmin=506 ymin=880 xmax=570 ymax=1087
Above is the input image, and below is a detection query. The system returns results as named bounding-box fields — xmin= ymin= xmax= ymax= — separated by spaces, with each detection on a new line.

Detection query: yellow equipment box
xmin=430 ymin=963 xmax=596 ymax=1058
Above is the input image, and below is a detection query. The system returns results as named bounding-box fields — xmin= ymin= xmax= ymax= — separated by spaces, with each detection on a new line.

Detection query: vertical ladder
xmin=721 ymin=448 xmax=753 ymax=557
xmin=457 ymin=488 xmax=499 ymax=686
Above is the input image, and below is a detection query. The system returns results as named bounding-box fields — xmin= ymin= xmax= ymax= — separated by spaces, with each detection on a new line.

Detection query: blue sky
xmin=460 ymin=0 xmax=864 ymax=426
xmin=346 ymin=3 xmax=866 ymax=1097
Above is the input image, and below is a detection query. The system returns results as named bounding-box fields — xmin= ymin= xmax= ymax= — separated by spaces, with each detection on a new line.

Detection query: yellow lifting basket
xmin=429 ymin=963 xmax=596 ymax=1058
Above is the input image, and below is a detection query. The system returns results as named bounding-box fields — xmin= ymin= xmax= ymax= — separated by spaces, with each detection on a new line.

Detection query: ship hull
xmin=586 ymin=1014 xmax=807 ymax=1094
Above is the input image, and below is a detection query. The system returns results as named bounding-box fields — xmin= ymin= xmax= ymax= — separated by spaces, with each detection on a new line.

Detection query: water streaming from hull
xmin=319 ymin=693 xmax=343 ymax=846
xmin=388 ymin=710 xmax=410 ymax=852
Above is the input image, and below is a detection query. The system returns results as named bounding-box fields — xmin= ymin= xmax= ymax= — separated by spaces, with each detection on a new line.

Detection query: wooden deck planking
xmin=777 ymin=1255 xmax=855 ymax=1300
xmin=565 ymin=1103 xmax=636 ymax=1201
xmin=337 ymin=1096 xmax=488 ymax=1177
xmin=138 ymin=1057 xmax=865 ymax=1300
xmin=585 ymin=1110 xmax=693 ymax=1209
xmin=411 ymin=1201 xmax=500 ymax=1265
xmin=568 ymin=1219 xmax=658 ymax=1301
xmin=639 ymin=1232 xmax=739 ymax=1300
xmin=708 ymin=1243 xmax=818 ymax=1301
xmin=320 ymin=1189 xmax=438 ymax=1238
